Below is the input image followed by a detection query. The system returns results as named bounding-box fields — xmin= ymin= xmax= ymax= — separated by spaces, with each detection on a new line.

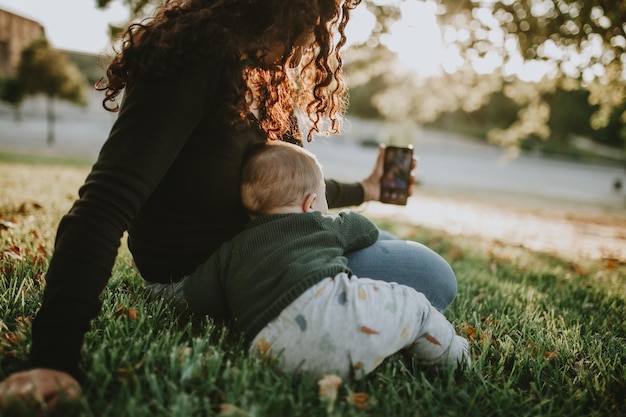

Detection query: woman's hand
xmin=0 ymin=369 xmax=81 ymax=413
xmin=360 ymin=144 xmax=418 ymax=202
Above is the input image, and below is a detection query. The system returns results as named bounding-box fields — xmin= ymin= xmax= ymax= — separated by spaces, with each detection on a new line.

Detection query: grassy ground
xmin=0 ymin=158 xmax=625 ymax=417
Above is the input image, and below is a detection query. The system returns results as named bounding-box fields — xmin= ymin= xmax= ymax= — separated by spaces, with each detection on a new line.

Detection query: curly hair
xmin=98 ymin=0 xmax=361 ymax=141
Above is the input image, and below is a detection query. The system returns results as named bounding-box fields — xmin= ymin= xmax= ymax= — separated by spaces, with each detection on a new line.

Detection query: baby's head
xmin=241 ymin=141 xmax=328 ymax=218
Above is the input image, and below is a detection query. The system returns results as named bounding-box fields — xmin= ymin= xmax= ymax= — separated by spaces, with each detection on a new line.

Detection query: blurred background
xmin=0 ymin=0 xmax=625 ymax=259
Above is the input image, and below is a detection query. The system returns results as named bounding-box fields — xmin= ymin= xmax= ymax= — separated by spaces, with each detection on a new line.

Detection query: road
xmin=1 ymin=95 xmax=625 ymax=261
xmin=306 ymin=119 xmax=625 ymax=212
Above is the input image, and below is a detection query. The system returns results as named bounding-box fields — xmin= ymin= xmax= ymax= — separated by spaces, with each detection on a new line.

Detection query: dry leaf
xmin=345 ymin=392 xmax=375 ymax=409
xmin=116 ymin=366 xmax=133 ymax=381
xmin=461 ymin=324 xmax=477 ymax=340
xmin=3 ymin=331 xmax=21 ymax=345
xmin=113 ymin=303 xmax=126 ymax=318
xmin=217 ymin=403 xmax=250 ymax=417
xmin=318 ymin=373 xmax=342 ymax=414
xmin=112 ymin=304 xmax=140 ymax=321
xmin=0 ymin=220 xmax=16 ymax=230
xmin=445 ymin=248 xmax=464 ymax=261
xmin=127 ymin=307 xmax=140 ymax=321
xmin=603 ymin=258 xmax=621 ymax=270
xmin=543 ymin=350 xmax=559 ymax=361
xmin=2 ymin=247 xmax=23 ymax=261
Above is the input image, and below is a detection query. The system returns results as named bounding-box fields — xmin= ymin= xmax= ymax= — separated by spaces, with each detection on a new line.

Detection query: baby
xmin=182 ymin=140 xmax=471 ymax=378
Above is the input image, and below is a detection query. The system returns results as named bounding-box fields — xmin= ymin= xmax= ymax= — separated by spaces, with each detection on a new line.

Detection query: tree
xmin=0 ymin=78 xmax=25 ymax=122
xmin=348 ymin=0 xmax=626 ymax=152
xmin=95 ymin=0 xmax=626 ymax=153
xmin=17 ymin=38 xmax=87 ymax=145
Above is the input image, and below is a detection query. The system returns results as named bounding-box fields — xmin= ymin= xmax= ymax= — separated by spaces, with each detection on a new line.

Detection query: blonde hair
xmin=241 ymin=141 xmax=323 ymax=217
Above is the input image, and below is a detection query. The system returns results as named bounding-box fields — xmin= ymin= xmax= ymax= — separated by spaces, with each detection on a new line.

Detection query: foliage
xmin=96 ymin=0 xmax=155 ymax=40
xmin=17 ymin=39 xmax=87 ymax=106
xmin=441 ymin=0 xmax=626 ymax=148
xmin=1 ymin=160 xmax=625 ymax=417
xmin=424 ymin=86 xmax=626 ymax=161
xmin=16 ymin=38 xmax=88 ymax=145
xmin=64 ymin=51 xmax=110 ymax=85
xmin=0 ymin=78 xmax=25 ymax=121
xmin=347 ymin=0 xmax=626 ymax=152
xmin=91 ymin=0 xmax=626 ymax=152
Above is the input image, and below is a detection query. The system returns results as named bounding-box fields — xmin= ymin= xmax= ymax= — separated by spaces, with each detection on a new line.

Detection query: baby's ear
xmin=302 ymin=193 xmax=318 ymax=212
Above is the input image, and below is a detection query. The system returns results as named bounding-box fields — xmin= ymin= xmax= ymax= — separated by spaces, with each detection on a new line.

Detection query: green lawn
xmin=1 ymin=158 xmax=624 ymax=417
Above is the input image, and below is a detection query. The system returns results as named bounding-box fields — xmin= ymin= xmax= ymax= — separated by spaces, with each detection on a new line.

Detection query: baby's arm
xmin=182 ymin=251 xmax=230 ymax=321
xmin=330 ymin=210 xmax=380 ymax=252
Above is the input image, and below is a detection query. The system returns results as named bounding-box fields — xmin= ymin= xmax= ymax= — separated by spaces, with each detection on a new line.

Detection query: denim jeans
xmin=145 ymin=231 xmax=458 ymax=313
xmin=345 ymin=231 xmax=458 ymax=311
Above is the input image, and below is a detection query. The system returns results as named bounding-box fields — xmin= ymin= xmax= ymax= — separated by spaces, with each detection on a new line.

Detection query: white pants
xmin=250 ymin=273 xmax=470 ymax=379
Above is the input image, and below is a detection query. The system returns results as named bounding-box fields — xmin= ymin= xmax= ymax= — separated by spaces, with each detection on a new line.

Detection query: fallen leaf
xmin=603 ymin=258 xmax=621 ymax=270
xmin=113 ymin=303 xmax=126 ymax=318
xmin=318 ymin=374 xmax=342 ymax=414
xmin=3 ymin=332 xmax=21 ymax=345
xmin=345 ymin=392 xmax=376 ymax=409
xmin=127 ymin=307 xmax=140 ymax=320
xmin=482 ymin=316 xmax=501 ymax=326
xmin=116 ymin=366 xmax=133 ymax=381
xmin=0 ymin=220 xmax=16 ymax=230
xmin=2 ymin=247 xmax=23 ymax=261
xmin=460 ymin=324 xmax=477 ymax=340
xmin=217 ymin=403 xmax=250 ymax=417
xmin=543 ymin=350 xmax=558 ymax=360
xmin=17 ymin=201 xmax=42 ymax=214
xmin=445 ymin=248 xmax=464 ymax=260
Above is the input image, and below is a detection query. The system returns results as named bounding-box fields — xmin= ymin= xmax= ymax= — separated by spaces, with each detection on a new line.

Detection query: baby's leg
xmin=250 ymin=273 xmax=469 ymax=379
xmin=342 ymin=276 xmax=470 ymax=372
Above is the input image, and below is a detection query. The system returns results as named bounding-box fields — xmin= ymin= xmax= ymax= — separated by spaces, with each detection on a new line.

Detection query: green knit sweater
xmin=183 ymin=210 xmax=379 ymax=342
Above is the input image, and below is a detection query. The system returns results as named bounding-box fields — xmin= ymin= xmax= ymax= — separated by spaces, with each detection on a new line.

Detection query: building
xmin=0 ymin=7 xmax=45 ymax=77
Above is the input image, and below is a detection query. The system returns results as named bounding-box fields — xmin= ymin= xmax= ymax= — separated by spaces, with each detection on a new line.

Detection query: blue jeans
xmin=345 ymin=231 xmax=457 ymax=311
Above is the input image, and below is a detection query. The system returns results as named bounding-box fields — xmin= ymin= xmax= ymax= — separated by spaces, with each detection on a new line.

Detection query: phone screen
xmin=380 ymin=145 xmax=413 ymax=205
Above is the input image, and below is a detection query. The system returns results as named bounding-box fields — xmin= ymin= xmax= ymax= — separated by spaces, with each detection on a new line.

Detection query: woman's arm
xmin=326 ymin=145 xmax=417 ymax=208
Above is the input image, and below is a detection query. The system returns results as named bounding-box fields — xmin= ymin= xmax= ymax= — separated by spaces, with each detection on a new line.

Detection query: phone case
xmin=380 ymin=145 xmax=413 ymax=205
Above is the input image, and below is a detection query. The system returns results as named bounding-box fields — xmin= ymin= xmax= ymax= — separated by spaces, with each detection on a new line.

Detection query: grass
xmin=1 ymin=158 xmax=625 ymax=417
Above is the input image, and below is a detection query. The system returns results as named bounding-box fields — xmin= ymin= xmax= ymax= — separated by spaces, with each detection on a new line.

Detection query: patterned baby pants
xmin=250 ymin=272 xmax=470 ymax=379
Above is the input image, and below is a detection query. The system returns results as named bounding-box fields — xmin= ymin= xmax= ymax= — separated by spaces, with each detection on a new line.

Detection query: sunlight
xmin=344 ymin=0 xmax=621 ymax=87
xmin=345 ymin=4 xmax=377 ymax=47
xmin=383 ymin=0 xmax=444 ymax=77
xmin=346 ymin=0 xmax=445 ymax=77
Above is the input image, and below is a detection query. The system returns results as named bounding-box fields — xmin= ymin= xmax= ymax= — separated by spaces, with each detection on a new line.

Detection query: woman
xmin=0 ymin=0 xmax=457 ymax=409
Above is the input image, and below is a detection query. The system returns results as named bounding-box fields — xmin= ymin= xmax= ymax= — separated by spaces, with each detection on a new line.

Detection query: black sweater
xmin=29 ymin=56 xmax=365 ymax=378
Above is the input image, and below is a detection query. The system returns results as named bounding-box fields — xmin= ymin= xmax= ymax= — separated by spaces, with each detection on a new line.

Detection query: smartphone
xmin=380 ymin=145 xmax=414 ymax=205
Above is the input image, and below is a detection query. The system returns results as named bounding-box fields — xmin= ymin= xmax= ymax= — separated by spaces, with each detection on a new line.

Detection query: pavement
xmin=1 ymin=95 xmax=625 ymax=262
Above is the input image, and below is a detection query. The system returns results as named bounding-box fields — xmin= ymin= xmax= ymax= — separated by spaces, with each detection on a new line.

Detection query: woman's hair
xmin=241 ymin=141 xmax=323 ymax=217
xmin=98 ymin=0 xmax=361 ymax=141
